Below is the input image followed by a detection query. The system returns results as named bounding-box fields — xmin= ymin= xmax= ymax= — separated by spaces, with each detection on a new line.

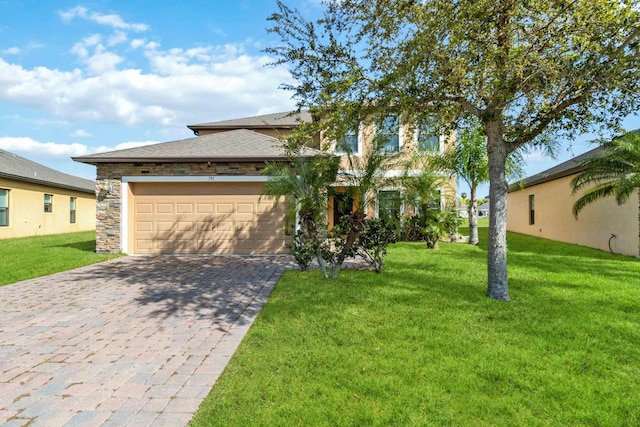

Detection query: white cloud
xmin=0 ymin=41 xmax=295 ymax=127
xmin=0 ymin=136 xmax=159 ymax=158
xmin=72 ymin=129 xmax=92 ymax=137
xmin=59 ymin=6 xmax=149 ymax=32
xmin=3 ymin=47 xmax=20 ymax=55
xmin=0 ymin=137 xmax=89 ymax=157
xmin=108 ymin=31 xmax=128 ymax=46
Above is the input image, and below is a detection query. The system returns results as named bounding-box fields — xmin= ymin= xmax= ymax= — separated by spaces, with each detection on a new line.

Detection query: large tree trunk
xmin=485 ymin=121 xmax=510 ymax=301
xmin=468 ymin=184 xmax=479 ymax=245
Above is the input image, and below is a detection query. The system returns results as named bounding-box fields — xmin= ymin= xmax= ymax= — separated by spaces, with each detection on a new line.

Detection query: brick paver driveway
xmin=0 ymin=255 xmax=293 ymax=427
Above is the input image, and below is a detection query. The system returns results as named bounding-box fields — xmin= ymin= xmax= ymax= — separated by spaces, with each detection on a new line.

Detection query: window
xmin=378 ymin=190 xmax=402 ymax=222
xmin=70 ymin=197 xmax=77 ymax=224
xmin=335 ymin=125 xmax=359 ymax=154
xmin=529 ymin=194 xmax=535 ymax=225
xmin=0 ymin=189 xmax=8 ymax=226
xmin=44 ymin=194 xmax=53 ymax=213
xmin=378 ymin=116 xmax=400 ymax=153
xmin=416 ymin=121 xmax=440 ymax=152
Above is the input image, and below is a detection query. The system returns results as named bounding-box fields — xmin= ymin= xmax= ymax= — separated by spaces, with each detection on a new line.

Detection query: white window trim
xmin=374 ymin=116 xmax=404 ymax=154
xmin=332 ymin=122 xmax=363 ymax=156
xmin=120 ymin=175 xmax=271 ymax=254
xmin=413 ymin=125 xmax=444 ymax=154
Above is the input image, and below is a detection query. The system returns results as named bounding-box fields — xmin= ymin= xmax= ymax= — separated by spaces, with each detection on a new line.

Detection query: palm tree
xmin=262 ymin=155 xmax=340 ymax=275
xmin=430 ymin=122 xmax=525 ymax=245
xmin=571 ymin=131 xmax=640 ymax=217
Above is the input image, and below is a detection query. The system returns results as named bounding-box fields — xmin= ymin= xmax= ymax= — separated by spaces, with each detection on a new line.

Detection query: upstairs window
xmin=44 ymin=194 xmax=53 ymax=213
xmin=335 ymin=124 xmax=359 ymax=154
xmin=378 ymin=116 xmax=400 ymax=154
xmin=0 ymin=189 xmax=8 ymax=226
xmin=70 ymin=197 xmax=77 ymax=224
xmin=416 ymin=121 xmax=440 ymax=152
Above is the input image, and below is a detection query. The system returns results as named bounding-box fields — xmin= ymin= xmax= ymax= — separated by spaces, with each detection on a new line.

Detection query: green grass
xmin=191 ymin=227 xmax=640 ymax=426
xmin=0 ymin=231 xmax=121 ymax=286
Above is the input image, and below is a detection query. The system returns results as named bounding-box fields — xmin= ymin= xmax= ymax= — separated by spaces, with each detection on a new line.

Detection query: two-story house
xmin=73 ymin=111 xmax=454 ymax=255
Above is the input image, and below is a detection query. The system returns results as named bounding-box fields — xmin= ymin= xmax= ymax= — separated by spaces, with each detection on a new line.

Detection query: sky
xmin=1 ymin=0 xmax=638 ymax=198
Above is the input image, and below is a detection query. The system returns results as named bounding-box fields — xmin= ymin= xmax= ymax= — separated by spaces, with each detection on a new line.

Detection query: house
xmin=506 ymin=146 xmax=639 ymax=257
xmin=0 ymin=149 xmax=96 ymax=239
xmin=73 ymin=111 xmax=455 ymax=255
xmin=478 ymin=202 xmax=489 ymax=218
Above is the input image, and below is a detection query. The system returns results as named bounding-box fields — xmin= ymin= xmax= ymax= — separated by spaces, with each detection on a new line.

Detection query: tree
xmin=571 ymin=131 xmax=640 ymax=217
xmin=267 ymin=0 xmax=640 ymax=300
xmin=430 ymin=121 xmax=527 ymax=245
xmin=262 ymin=155 xmax=339 ymax=276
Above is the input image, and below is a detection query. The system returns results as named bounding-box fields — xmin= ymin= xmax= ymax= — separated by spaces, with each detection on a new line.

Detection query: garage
xmin=129 ymin=181 xmax=288 ymax=254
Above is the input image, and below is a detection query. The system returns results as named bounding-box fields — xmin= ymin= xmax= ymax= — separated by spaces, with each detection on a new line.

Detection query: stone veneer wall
xmin=95 ymin=162 xmax=268 ymax=254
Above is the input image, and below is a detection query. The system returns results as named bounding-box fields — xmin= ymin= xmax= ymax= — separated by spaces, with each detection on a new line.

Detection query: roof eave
xmin=72 ymin=156 xmax=317 ymax=164
xmin=0 ymin=172 xmax=95 ymax=194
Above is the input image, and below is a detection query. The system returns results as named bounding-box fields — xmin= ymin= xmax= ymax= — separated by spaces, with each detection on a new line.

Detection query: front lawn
xmin=0 ymin=231 xmax=121 ymax=286
xmin=191 ymin=228 xmax=640 ymax=426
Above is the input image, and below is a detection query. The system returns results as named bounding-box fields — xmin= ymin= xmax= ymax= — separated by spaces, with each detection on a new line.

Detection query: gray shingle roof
xmin=187 ymin=110 xmax=312 ymax=131
xmin=509 ymin=146 xmax=604 ymax=191
xmin=0 ymin=149 xmax=95 ymax=193
xmin=510 ymin=129 xmax=640 ymax=191
xmin=73 ymin=129 xmax=324 ymax=164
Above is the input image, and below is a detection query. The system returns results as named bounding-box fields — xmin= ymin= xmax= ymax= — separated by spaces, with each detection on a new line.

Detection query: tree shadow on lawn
xmin=63 ymin=255 xmax=294 ymax=329
xmin=48 ymin=240 xmax=97 ymax=252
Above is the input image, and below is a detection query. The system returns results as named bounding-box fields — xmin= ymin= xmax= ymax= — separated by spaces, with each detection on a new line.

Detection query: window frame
xmin=414 ymin=122 xmax=442 ymax=153
xmin=44 ymin=194 xmax=53 ymax=213
xmin=70 ymin=197 xmax=77 ymax=224
xmin=376 ymin=188 xmax=404 ymax=222
xmin=0 ymin=189 xmax=8 ymax=227
xmin=376 ymin=115 xmax=402 ymax=154
xmin=333 ymin=123 xmax=362 ymax=156
xmin=528 ymin=194 xmax=535 ymax=225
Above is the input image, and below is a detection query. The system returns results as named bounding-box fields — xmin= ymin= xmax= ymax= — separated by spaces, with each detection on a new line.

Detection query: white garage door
xmin=130 ymin=182 xmax=289 ymax=254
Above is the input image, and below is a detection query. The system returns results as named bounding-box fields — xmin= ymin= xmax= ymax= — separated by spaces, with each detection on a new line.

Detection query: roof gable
xmin=73 ymin=129 xmax=324 ymax=164
xmin=0 ymin=149 xmax=95 ymax=193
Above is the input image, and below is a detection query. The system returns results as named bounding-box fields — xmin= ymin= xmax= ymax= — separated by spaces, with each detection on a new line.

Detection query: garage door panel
xmin=177 ymin=203 xmax=193 ymax=214
xmin=131 ymin=182 xmax=289 ymax=254
xmin=156 ymin=203 xmax=173 ymax=214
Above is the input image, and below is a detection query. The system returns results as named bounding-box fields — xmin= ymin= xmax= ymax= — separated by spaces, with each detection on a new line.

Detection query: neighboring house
xmin=478 ymin=202 xmax=489 ymax=218
xmin=73 ymin=111 xmax=455 ymax=255
xmin=0 ymin=149 xmax=96 ymax=239
xmin=507 ymin=146 xmax=640 ymax=257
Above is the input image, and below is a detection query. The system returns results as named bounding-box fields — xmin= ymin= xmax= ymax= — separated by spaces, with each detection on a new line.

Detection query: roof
xmin=73 ymin=129 xmax=325 ymax=164
xmin=509 ymin=146 xmax=604 ymax=191
xmin=509 ymin=129 xmax=640 ymax=191
xmin=187 ymin=110 xmax=312 ymax=132
xmin=0 ymin=149 xmax=95 ymax=193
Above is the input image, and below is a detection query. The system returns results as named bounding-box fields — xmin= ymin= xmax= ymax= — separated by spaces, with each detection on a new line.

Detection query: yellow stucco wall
xmin=507 ymin=174 xmax=639 ymax=257
xmin=0 ymin=178 xmax=96 ymax=239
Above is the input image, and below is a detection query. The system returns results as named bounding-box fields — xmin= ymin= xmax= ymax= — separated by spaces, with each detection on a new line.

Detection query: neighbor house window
xmin=0 ymin=189 xmax=8 ymax=226
xmin=378 ymin=116 xmax=400 ymax=153
xmin=416 ymin=121 xmax=440 ymax=152
xmin=529 ymin=194 xmax=535 ymax=225
xmin=44 ymin=194 xmax=53 ymax=213
xmin=335 ymin=124 xmax=359 ymax=154
xmin=70 ymin=197 xmax=77 ymax=224
xmin=378 ymin=190 xmax=402 ymax=222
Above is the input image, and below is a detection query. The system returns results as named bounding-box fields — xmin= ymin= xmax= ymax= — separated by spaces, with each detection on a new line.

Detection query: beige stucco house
xmin=73 ymin=111 xmax=454 ymax=255
xmin=507 ymin=147 xmax=640 ymax=257
xmin=0 ymin=149 xmax=96 ymax=239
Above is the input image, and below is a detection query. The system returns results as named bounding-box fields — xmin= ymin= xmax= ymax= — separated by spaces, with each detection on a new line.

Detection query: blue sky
xmin=1 ymin=1 xmax=638 ymax=198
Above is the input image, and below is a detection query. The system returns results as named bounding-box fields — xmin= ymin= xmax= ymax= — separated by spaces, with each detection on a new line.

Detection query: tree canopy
xmin=268 ymin=0 xmax=640 ymax=300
